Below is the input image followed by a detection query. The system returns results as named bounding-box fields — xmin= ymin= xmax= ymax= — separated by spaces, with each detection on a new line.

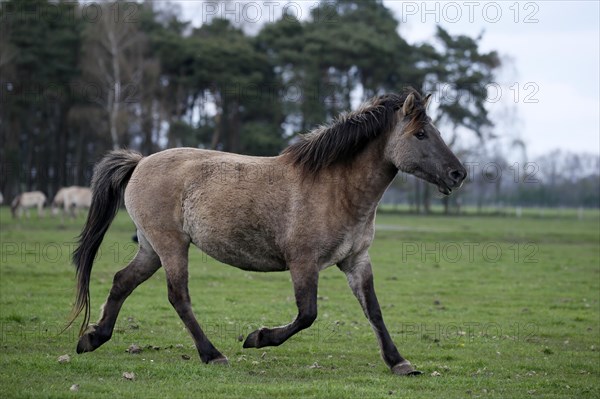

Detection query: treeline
xmin=387 ymin=150 xmax=600 ymax=211
xmin=0 ymin=0 xmax=597 ymax=210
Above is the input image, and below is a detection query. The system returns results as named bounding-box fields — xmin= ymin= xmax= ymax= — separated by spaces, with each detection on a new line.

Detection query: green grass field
xmin=1 ymin=208 xmax=598 ymax=398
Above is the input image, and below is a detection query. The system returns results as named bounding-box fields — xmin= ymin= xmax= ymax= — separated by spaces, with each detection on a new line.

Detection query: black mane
xmin=282 ymin=89 xmax=427 ymax=175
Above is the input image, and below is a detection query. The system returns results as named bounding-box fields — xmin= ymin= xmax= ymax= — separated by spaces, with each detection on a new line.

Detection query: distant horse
xmin=11 ymin=191 xmax=47 ymax=218
xmin=52 ymin=186 xmax=92 ymax=220
xmin=52 ymin=187 xmax=68 ymax=216
xmin=69 ymin=90 xmax=466 ymax=376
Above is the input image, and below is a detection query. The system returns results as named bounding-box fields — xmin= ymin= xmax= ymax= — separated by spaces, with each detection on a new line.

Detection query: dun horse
xmin=69 ymin=90 xmax=466 ymax=376
xmin=11 ymin=191 xmax=46 ymax=218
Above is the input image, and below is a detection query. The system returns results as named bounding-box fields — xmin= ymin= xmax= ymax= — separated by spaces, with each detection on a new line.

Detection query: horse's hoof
xmin=76 ymin=325 xmax=108 ymax=354
xmin=76 ymin=334 xmax=94 ymax=354
xmin=208 ymin=356 xmax=229 ymax=366
xmin=391 ymin=361 xmax=422 ymax=376
xmin=242 ymin=329 xmax=263 ymax=349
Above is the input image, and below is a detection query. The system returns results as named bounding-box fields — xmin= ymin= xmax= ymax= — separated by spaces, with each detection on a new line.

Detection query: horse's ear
xmin=402 ymin=93 xmax=415 ymax=115
xmin=424 ymin=93 xmax=432 ymax=109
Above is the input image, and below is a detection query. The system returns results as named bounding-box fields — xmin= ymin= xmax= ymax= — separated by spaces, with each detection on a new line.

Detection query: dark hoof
xmin=76 ymin=325 xmax=109 ymax=354
xmin=76 ymin=334 xmax=94 ymax=354
xmin=242 ymin=329 xmax=265 ymax=349
xmin=391 ymin=361 xmax=422 ymax=376
xmin=208 ymin=356 xmax=229 ymax=366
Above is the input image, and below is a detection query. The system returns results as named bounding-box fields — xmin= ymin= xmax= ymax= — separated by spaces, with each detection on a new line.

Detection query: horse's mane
xmin=282 ymin=88 xmax=428 ymax=175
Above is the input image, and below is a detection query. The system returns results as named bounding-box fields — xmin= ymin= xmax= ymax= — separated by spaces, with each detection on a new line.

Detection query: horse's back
xmin=21 ymin=191 xmax=46 ymax=206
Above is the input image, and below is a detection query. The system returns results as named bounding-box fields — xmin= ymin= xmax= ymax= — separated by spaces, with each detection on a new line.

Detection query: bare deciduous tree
xmin=82 ymin=3 xmax=144 ymax=149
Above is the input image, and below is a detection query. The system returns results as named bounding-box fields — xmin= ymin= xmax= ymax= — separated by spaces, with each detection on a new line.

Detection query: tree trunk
xmin=75 ymin=126 xmax=85 ymax=186
xmin=2 ymin=113 xmax=21 ymax=199
xmin=442 ymin=196 xmax=449 ymax=214
xmin=423 ymin=183 xmax=431 ymax=214
xmin=108 ymin=29 xmax=121 ymax=150
xmin=414 ymin=178 xmax=421 ymax=214
xmin=228 ymin=99 xmax=240 ymax=153
xmin=210 ymin=92 xmax=222 ymax=150
xmin=142 ymin=116 xmax=154 ymax=154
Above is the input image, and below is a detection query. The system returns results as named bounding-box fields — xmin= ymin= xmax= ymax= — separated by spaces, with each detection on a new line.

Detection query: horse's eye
xmin=415 ymin=131 xmax=426 ymax=140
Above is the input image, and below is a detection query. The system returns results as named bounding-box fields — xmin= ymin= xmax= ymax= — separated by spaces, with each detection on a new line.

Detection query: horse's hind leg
xmin=77 ymin=232 xmax=161 ymax=353
xmin=153 ymin=233 xmax=227 ymax=364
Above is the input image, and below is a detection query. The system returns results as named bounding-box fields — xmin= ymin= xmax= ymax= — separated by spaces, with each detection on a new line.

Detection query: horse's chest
xmin=320 ymin=224 xmax=375 ymax=268
xmin=322 ymin=240 xmax=355 ymax=270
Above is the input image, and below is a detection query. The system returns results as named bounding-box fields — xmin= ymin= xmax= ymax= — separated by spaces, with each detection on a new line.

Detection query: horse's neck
xmin=340 ymin=140 xmax=397 ymax=219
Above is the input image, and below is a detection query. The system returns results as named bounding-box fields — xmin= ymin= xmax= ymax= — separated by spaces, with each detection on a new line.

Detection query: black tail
xmin=67 ymin=149 xmax=143 ymax=335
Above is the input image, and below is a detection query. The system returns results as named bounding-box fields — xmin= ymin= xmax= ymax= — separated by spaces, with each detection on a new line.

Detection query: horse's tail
xmin=68 ymin=149 xmax=143 ymax=335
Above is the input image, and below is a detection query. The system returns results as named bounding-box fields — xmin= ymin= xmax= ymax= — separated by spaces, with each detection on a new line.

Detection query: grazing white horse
xmin=11 ymin=191 xmax=47 ymax=218
xmin=52 ymin=186 xmax=92 ymax=219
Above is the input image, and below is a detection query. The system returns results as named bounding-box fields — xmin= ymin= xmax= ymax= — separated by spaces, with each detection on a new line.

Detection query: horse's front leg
xmin=338 ymin=253 xmax=422 ymax=376
xmin=244 ymin=263 xmax=318 ymax=348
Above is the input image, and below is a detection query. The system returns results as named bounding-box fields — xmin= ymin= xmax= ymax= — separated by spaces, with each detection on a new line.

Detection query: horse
xmin=52 ymin=186 xmax=92 ymax=220
xmin=69 ymin=89 xmax=466 ymax=376
xmin=11 ymin=191 xmax=47 ymax=218
xmin=52 ymin=187 xmax=68 ymax=216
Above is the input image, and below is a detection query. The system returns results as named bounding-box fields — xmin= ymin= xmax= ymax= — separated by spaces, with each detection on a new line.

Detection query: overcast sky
xmin=176 ymin=1 xmax=599 ymax=158
xmin=391 ymin=0 xmax=600 ymax=158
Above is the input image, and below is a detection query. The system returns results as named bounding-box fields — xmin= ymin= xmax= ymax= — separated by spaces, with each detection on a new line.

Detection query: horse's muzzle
xmin=438 ymin=167 xmax=467 ymax=195
xmin=448 ymin=168 xmax=467 ymax=186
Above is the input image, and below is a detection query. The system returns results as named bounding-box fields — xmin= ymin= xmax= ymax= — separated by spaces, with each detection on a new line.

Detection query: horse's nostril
xmin=449 ymin=169 xmax=466 ymax=183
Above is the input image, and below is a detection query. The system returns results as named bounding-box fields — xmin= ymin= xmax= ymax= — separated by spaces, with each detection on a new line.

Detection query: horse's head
xmin=385 ymin=92 xmax=467 ymax=195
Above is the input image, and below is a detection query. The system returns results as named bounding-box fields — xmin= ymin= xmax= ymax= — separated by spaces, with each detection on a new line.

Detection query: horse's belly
xmin=200 ymin=245 xmax=287 ymax=272
xmin=181 ymin=186 xmax=288 ymax=272
xmin=194 ymin=237 xmax=287 ymax=272
xmin=192 ymin=225 xmax=287 ymax=272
